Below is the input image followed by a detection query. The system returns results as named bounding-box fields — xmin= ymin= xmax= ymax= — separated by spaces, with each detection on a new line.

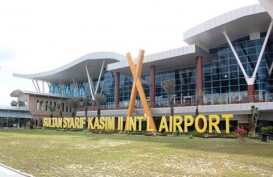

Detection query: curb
xmin=0 ymin=163 xmax=33 ymax=177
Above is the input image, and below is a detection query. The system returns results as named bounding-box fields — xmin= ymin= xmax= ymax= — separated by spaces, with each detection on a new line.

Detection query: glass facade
xmin=47 ymin=32 xmax=273 ymax=109
xmin=204 ymin=33 xmax=273 ymax=104
xmin=49 ymin=82 xmax=87 ymax=97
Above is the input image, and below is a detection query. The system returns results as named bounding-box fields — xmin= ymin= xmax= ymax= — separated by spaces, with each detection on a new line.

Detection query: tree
xmin=57 ymin=100 xmax=63 ymax=118
xmin=94 ymin=93 xmax=106 ymax=119
xmin=82 ymin=96 xmax=91 ymax=129
xmin=82 ymin=96 xmax=90 ymax=119
xmin=195 ymin=90 xmax=203 ymax=129
xmin=195 ymin=91 xmax=202 ymax=117
xmin=48 ymin=105 xmax=56 ymax=118
xmin=69 ymin=98 xmax=79 ymax=118
xmin=10 ymin=100 xmax=25 ymax=128
xmin=11 ymin=100 xmax=25 ymax=107
xmin=10 ymin=100 xmax=17 ymax=106
xmin=161 ymin=79 xmax=175 ymax=117
xmin=249 ymin=105 xmax=261 ymax=134
xmin=18 ymin=100 xmax=25 ymax=107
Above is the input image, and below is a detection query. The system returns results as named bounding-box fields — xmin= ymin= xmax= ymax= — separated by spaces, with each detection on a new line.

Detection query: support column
xmin=248 ymin=85 xmax=255 ymax=103
xmin=114 ymin=72 xmax=120 ymax=109
xmin=196 ymin=56 xmax=203 ymax=129
xmin=85 ymin=65 xmax=95 ymax=100
xmin=95 ymin=60 xmax=105 ymax=94
xmin=150 ymin=65 xmax=155 ymax=108
xmin=32 ymin=80 xmax=38 ymax=92
xmin=196 ymin=56 xmax=203 ymax=105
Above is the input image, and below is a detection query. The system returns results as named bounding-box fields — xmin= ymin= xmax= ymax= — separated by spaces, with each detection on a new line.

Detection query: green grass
xmin=0 ymin=129 xmax=273 ymax=177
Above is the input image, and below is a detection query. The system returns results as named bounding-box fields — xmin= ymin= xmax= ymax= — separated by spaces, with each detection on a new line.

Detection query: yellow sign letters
xmin=43 ymin=114 xmax=233 ymax=133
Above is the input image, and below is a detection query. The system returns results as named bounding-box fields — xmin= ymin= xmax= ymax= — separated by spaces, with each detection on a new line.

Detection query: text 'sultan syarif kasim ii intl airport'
xmin=9 ymin=1 xmax=273 ymax=131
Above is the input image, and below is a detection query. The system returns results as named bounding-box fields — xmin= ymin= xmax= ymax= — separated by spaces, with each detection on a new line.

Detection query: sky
xmin=0 ymin=0 xmax=258 ymax=106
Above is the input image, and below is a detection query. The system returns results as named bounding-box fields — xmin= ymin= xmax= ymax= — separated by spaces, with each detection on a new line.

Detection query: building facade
xmin=10 ymin=90 xmax=72 ymax=126
xmin=12 ymin=3 xmax=273 ymax=129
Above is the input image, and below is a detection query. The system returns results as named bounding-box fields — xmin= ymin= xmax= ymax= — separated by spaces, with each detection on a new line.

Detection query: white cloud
xmin=0 ymin=0 xmax=258 ymax=105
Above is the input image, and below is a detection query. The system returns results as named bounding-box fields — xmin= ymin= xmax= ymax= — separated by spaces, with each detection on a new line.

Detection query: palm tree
xmin=48 ymin=105 xmax=56 ymax=118
xmin=94 ymin=93 xmax=106 ymax=119
xmin=82 ymin=96 xmax=90 ymax=119
xmin=195 ymin=91 xmax=201 ymax=117
xmin=82 ymin=96 xmax=90 ymax=129
xmin=195 ymin=90 xmax=203 ymax=129
xmin=69 ymin=98 xmax=79 ymax=118
xmin=249 ymin=105 xmax=261 ymax=134
xmin=161 ymin=79 xmax=175 ymax=117
xmin=57 ymin=100 xmax=63 ymax=118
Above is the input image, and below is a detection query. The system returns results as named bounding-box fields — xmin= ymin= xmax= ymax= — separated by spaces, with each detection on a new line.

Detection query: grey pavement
xmin=0 ymin=163 xmax=33 ymax=177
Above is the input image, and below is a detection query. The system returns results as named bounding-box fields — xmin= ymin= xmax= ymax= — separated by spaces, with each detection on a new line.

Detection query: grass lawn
xmin=0 ymin=129 xmax=273 ymax=177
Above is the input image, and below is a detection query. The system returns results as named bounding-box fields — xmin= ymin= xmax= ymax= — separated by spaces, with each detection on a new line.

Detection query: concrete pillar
xmin=196 ymin=56 xmax=203 ymax=105
xmin=114 ymin=72 xmax=120 ymax=109
xmin=150 ymin=65 xmax=155 ymax=108
xmin=248 ymin=85 xmax=255 ymax=102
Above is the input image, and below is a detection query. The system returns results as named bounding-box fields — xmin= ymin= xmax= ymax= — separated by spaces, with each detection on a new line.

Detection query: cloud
xmin=0 ymin=48 xmax=15 ymax=61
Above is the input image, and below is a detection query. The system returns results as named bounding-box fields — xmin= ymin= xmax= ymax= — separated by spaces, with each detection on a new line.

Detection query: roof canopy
xmin=183 ymin=4 xmax=271 ymax=50
xmin=10 ymin=89 xmax=70 ymax=99
xmin=14 ymin=52 xmax=126 ymax=83
xmin=107 ymin=45 xmax=211 ymax=75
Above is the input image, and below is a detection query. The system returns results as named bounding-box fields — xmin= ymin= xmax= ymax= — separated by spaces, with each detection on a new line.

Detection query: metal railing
xmin=77 ymin=92 xmax=273 ymax=111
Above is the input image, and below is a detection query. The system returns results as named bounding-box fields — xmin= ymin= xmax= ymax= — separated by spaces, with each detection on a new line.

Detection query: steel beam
xmin=85 ymin=65 xmax=95 ymax=100
xmin=95 ymin=60 xmax=105 ymax=94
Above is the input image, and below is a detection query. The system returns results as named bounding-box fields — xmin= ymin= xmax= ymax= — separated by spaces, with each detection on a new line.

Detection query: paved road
xmin=0 ymin=163 xmax=32 ymax=177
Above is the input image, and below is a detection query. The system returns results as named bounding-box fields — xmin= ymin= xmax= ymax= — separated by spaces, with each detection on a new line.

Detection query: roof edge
xmin=10 ymin=89 xmax=71 ymax=99
xmin=107 ymin=45 xmax=198 ymax=71
xmin=13 ymin=51 xmax=126 ymax=80
xmin=183 ymin=4 xmax=264 ymax=42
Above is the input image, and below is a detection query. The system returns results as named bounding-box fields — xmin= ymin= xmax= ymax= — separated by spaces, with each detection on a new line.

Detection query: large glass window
xmin=46 ymin=33 xmax=273 ymax=107
xmin=205 ymin=33 xmax=273 ymax=103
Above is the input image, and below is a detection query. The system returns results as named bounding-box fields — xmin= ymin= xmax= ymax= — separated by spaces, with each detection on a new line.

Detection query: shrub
xmin=235 ymin=127 xmax=247 ymax=140
xmin=261 ymin=127 xmax=269 ymax=134
xmin=229 ymin=131 xmax=238 ymax=138
xmin=267 ymin=126 xmax=273 ymax=133
xmin=161 ymin=132 xmax=168 ymax=136
xmin=248 ymin=131 xmax=256 ymax=138
xmin=188 ymin=131 xmax=202 ymax=137
xmin=219 ymin=131 xmax=237 ymax=138
xmin=26 ymin=120 xmax=35 ymax=129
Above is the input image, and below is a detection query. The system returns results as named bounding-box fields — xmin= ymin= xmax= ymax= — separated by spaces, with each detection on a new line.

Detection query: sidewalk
xmin=0 ymin=163 xmax=33 ymax=177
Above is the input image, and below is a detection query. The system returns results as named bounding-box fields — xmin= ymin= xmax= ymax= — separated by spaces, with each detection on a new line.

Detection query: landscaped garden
xmin=0 ymin=129 xmax=273 ymax=177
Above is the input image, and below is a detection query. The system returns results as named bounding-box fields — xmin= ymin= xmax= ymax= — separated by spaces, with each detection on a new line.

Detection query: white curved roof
xmin=14 ymin=52 xmax=126 ymax=82
xmin=108 ymin=45 xmax=212 ymax=75
xmin=183 ymin=4 xmax=270 ymax=50
xmin=10 ymin=89 xmax=70 ymax=98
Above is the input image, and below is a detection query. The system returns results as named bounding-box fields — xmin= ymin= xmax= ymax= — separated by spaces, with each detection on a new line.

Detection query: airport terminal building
xmin=11 ymin=3 xmax=273 ymax=129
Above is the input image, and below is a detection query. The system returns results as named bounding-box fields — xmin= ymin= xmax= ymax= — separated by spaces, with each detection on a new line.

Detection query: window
xmin=36 ymin=100 xmax=39 ymax=110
